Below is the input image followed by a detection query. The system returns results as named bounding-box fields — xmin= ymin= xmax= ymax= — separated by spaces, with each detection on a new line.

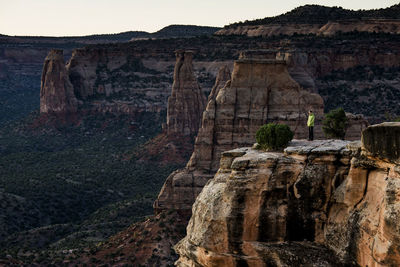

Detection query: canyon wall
xmin=36 ymin=37 xmax=400 ymax=121
xmin=38 ymin=44 xmax=232 ymax=115
xmin=216 ymin=19 xmax=400 ymax=37
xmin=176 ymin=122 xmax=400 ymax=266
xmin=65 ymin=47 xmax=173 ymax=114
xmin=155 ymin=51 xmax=369 ymax=215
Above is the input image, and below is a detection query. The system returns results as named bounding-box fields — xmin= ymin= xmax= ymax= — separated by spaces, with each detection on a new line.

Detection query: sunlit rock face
xmin=175 ymin=123 xmax=400 ymax=266
xmin=40 ymin=49 xmax=77 ymax=113
xmin=166 ymin=50 xmax=206 ymax=136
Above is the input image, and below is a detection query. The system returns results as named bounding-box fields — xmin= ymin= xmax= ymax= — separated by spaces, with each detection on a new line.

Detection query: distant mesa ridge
xmin=217 ymin=4 xmax=400 ymax=37
xmin=0 ymin=25 xmax=221 ymax=44
xmin=223 ymin=4 xmax=400 ymax=28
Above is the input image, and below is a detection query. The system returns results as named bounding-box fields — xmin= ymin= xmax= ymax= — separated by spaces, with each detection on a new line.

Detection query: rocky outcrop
xmin=319 ymin=19 xmax=400 ymax=36
xmin=175 ymin=123 xmax=400 ymax=266
xmin=154 ymin=51 xmax=326 ymax=214
xmin=216 ymin=23 xmax=323 ymax=37
xmin=361 ymin=122 xmax=400 ymax=164
xmin=40 ymin=50 xmax=78 ymax=113
xmin=216 ymin=19 xmax=400 ymax=37
xmin=325 ymin=124 xmax=400 ymax=266
xmin=176 ymin=140 xmax=351 ymax=266
xmin=166 ymin=50 xmax=206 ymax=136
xmin=155 ymin=50 xmax=368 ymax=215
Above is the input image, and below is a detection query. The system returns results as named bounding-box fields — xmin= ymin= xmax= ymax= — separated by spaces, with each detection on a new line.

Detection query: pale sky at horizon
xmin=1 ymin=0 xmax=398 ymax=37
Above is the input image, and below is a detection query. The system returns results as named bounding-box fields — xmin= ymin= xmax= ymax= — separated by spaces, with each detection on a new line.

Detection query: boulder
xmin=361 ymin=122 xmax=400 ymax=164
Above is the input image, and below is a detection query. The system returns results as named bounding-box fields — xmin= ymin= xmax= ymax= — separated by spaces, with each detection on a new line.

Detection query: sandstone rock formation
xmin=175 ymin=140 xmax=352 ymax=266
xmin=361 ymin=122 xmax=400 ymax=164
xmin=40 ymin=50 xmax=78 ymax=113
xmin=216 ymin=19 xmax=400 ymax=37
xmin=207 ymin=65 xmax=231 ymax=102
xmin=216 ymin=23 xmax=323 ymax=37
xmin=154 ymin=51 xmax=326 ymax=214
xmin=319 ymin=19 xmax=400 ymax=36
xmin=34 ymin=35 xmax=400 ymax=122
xmin=166 ymin=50 xmax=206 ymax=136
xmin=176 ymin=122 xmax=400 ymax=266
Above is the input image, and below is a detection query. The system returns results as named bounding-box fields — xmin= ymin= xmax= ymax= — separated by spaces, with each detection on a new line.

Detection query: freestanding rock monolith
xmin=166 ymin=50 xmax=206 ymax=136
xmin=40 ymin=49 xmax=78 ymax=113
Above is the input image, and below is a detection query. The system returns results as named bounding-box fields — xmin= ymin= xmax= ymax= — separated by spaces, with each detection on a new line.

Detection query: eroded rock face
xmin=40 ymin=49 xmax=78 ymax=113
xmin=361 ymin=122 xmax=400 ymax=164
xmin=166 ymin=50 xmax=206 ymax=136
xmin=176 ymin=123 xmax=400 ymax=266
xmin=155 ymin=52 xmax=325 ymax=214
xmin=207 ymin=65 xmax=231 ymax=102
xmin=216 ymin=19 xmax=400 ymax=37
xmin=176 ymin=140 xmax=351 ymax=266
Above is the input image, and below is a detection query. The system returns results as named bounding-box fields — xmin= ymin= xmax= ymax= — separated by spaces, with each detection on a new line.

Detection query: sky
xmin=0 ymin=0 xmax=398 ymax=36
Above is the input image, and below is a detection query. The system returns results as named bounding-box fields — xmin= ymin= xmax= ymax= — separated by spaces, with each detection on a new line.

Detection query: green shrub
xmin=322 ymin=107 xmax=348 ymax=139
xmin=255 ymin=123 xmax=294 ymax=150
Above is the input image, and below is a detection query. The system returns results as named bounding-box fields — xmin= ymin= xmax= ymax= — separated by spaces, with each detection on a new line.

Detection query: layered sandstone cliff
xmin=40 ymin=50 xmax=78 ymax=113
xmin=176 ymin=123 xmax=400 ymax=266
xmin=166 ymin=50 xmax=206 ymax=136
xmin=154 ymin=51 xmax=326 ymax=214
xmin=216 ymin=19 xmax=400 ymax=37
xmin=37 ymin=36 xmax=400 ymax=121
xmin=39 ymin=45 xmax=231 ymax=116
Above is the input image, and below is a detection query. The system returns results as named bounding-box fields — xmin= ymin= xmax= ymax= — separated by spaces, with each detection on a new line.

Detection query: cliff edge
xmin=155 ymin=50 xmax=366 ymax=215
xmin=175 ymin=123 xmax=400 ymax=266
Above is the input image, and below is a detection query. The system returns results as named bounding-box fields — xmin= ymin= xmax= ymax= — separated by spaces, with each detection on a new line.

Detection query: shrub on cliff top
xmin=322 ymin=107 xmax=348 ymax=139
xmin=256 ymin=123 xmax=294 ymax=150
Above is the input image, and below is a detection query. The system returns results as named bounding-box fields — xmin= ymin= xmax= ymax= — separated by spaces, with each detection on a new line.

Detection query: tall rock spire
xmin=40 ymin=49 xmax=78 ymax=113
xmin=166 ymin=50 xmax=206 ymax=136
xmin=155 ymin=51 xmax=326 ymax=214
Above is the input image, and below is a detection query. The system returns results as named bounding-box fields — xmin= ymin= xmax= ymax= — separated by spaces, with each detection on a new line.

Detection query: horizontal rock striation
xmin=216 ymin=19 xmax=400 ymax=37
xmin=176 ymin=140 xmax=352 ymax=266
xmin=40 ymin=49 xmax=77 ymax=113
xmin=36 ymin=36 xmax=400 ymax=121
xmin=176 ymin=123 xmax=400 ymax=266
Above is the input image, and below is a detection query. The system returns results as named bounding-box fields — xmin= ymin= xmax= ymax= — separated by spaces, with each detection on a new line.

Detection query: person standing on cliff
xmin=307 ymin=110 xmax=315 ymax=141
